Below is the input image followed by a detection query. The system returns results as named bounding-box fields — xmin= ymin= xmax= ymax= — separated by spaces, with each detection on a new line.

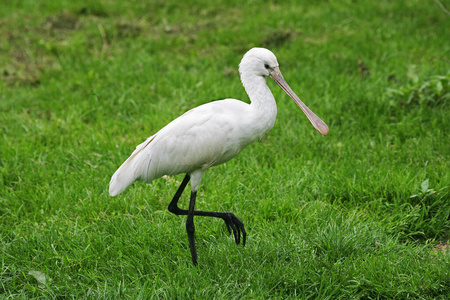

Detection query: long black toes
xmin=222 ymin=213 xmax=246 ymax=246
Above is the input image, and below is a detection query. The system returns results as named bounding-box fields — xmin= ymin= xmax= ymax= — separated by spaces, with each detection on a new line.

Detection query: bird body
xmin=109 ymin=97 xmax=276 ymax=196
xmin=109 ymin=48 xmax=328 ymax=265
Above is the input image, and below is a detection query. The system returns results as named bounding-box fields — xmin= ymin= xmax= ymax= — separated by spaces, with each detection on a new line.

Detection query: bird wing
xmin=109 ymin=99 xmax=253 ymax=196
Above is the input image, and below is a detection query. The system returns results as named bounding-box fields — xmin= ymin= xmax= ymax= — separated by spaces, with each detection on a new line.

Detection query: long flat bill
xmin=270 ymin=67 xmax=329 ymax=136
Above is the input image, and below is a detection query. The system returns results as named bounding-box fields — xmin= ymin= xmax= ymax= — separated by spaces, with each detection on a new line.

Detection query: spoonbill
xmin=109 ymin=47 xmax=328 ymax=266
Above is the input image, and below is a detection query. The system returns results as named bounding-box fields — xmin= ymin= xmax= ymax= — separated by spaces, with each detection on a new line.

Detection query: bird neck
xmin=240 ymin=73 xmax=278 ymax=135
xmin=241 ymin=73 xmax=276 ymax=109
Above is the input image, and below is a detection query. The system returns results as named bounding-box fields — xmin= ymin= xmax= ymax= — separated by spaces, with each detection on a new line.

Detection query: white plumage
xmin=109 ymin=47 xmax=328 ymax=265
xmin=109 ymin=98 xmax=272 ymax=196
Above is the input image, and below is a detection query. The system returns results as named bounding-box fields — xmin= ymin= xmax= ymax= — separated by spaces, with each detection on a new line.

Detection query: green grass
xmin=1 ymin=0 xmax=449 ymax=298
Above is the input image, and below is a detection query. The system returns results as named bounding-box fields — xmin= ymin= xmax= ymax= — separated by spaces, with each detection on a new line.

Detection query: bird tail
xmin=109 ymin=136 xmax=156 ymax=196
xmin=109 ymin=163 xmax=137 ymax=196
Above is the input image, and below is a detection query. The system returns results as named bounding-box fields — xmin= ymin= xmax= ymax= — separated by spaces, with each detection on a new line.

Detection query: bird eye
xmin=264 ymin=63 xmax=270 ymax=69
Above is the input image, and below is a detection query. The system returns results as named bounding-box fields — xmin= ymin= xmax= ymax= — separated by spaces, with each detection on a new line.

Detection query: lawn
xmin=1 ymin=0 xmax=449 ymax=298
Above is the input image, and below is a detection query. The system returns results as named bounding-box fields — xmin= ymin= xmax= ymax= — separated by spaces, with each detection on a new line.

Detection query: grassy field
xmin=1 ymin=0 xmax=449 ymax=298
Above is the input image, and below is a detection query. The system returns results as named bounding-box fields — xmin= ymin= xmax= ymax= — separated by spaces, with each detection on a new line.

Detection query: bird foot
xmin=222 ymin=213 xmax=247 ymax=246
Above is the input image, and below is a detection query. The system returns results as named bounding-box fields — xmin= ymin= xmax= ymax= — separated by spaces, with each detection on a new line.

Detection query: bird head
xmin=239 ymin=47 xmax=279 ymax=78
xmin=239 ymin=47 xmax=329 ymax=136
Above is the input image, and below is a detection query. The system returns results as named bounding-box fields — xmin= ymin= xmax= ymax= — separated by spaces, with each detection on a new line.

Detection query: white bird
xmin=109 ymin=47 xmax=328 ymax=265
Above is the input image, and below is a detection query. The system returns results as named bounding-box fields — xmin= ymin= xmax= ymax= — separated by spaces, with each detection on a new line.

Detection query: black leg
xmin=168 ymin=174 xmax=191 ymax=214
xmin=186 ymin=191 xmax=198 ymax=266
xmin=169 ymin=174 xmax=247 ymax=265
